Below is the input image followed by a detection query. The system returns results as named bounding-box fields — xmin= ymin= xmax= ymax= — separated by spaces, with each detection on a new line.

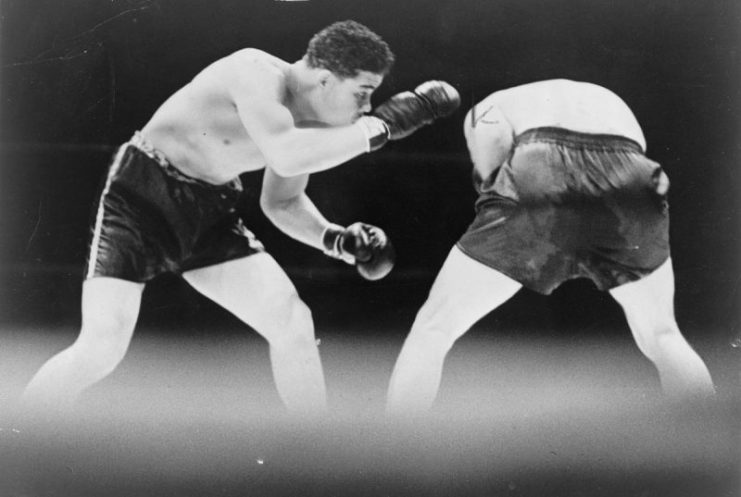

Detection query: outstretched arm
xmin=233 ymin=86 xmax=370 ymax=177
xmin=230 ymin=52 xmax=459 ymax=177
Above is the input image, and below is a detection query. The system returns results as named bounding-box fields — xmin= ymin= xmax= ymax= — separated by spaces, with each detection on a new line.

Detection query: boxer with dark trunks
xmin=21 ymin=20 xmax=460 ymax=415
xmin=86 ymin=131 xmax=265 ymax=281
xmin=386 ymin=79 xmax=715 ymax=415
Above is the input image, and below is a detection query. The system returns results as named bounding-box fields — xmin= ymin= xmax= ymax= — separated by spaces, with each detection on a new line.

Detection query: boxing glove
xmin=322 ymin=222 xmax=395 ymax=281
xmin=372 ymin=80 xmax=461 ymax=140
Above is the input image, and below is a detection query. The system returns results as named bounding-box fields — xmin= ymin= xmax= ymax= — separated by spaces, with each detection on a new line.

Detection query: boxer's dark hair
xmin=305 ymin=20 xmax=395 ymax=78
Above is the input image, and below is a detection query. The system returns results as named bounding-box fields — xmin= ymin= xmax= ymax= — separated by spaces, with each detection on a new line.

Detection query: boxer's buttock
xmin=457 ymin=127 xmax=670 ymax=294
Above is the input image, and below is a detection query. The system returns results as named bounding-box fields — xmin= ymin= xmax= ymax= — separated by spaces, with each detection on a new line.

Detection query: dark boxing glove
xmin=322 ymin=222 xmax=395 ymax=281
xmin=372 ymin=80 xmax=461 ymax=140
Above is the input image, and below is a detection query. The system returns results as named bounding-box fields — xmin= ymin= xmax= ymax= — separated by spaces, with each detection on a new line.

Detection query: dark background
xmin=0 ymin=0 xmax=739 ymax=372
xmin=1 ymin=2 xmax=740 ymax=496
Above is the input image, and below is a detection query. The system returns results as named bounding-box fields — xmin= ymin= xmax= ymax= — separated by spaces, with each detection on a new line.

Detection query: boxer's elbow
xmin=260 ymin=198 xmax=288 ymax=230
xmin=259 ymin=190 xmax=300 ymax=224
xmin=259 ymin=192 xmax=285 ymax=219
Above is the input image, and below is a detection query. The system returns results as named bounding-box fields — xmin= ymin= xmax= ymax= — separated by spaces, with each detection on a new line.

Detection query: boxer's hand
xmin=322 ymin=223 xmax=395 ymax=281
xmin=372 ymin=80 xmax=461 ymax=140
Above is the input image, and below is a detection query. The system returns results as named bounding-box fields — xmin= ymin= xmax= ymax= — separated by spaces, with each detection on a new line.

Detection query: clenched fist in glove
xmin=355 ymin=80 xmax=461 ymax=151
xmin=374 ymin=80 xmax=461 ymax=139
xmin=322 ymin=222 xmax=395 ymax=281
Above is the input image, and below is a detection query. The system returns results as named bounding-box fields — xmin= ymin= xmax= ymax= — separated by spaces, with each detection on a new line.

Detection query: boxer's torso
xmin=480 ymin=79 xmax=646 ymax=150
xmin=140 ymin=49 xmax=290 ymax=185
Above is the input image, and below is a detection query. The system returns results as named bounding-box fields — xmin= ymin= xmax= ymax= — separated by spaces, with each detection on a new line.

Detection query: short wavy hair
xmin=305 ymin=20 xmax=395 ymax=78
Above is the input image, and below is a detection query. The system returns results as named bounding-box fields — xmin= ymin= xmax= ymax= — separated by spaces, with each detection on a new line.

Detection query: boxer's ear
xmin=317 ymin=69 xmax=334 ymax=88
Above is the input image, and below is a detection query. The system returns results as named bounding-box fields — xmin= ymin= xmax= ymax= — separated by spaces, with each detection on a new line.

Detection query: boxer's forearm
xmin=260 ymin=168 xmax=330 ymax=251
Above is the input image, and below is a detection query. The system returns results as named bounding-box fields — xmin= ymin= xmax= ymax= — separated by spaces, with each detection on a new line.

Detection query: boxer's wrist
xmin=321 ymin=223 xmax=355 ymax=264
xmin=356 ymin=116 xmax=390 ymax=152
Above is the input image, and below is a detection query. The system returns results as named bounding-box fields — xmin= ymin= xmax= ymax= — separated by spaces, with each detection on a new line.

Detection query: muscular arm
xmin=259 ymin=167 xmax=330 ymax=251
xmin=464 ymin=102 xmax=514 ymax=179
xmin=229 ymin=55 xmax=369 ymax=177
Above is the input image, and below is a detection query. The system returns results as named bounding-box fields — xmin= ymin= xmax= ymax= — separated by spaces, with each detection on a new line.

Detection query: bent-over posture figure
xmin=386 ymin=79 xmax=715 ymax=415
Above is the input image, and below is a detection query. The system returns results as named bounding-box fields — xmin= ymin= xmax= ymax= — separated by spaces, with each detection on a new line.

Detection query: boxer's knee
xmin=75 ymin=305 xmax=138 ymax=375
xmin=406 ymin=298 xmax=465 ymax=352
xmin=264 ymin=292 xmax=316 ymax=351
xmin=631 ymin=319 xmax=683 ymax=361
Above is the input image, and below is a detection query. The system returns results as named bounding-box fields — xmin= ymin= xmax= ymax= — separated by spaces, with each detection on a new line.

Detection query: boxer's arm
xmin=238 ymin=95 xmax=371 ymax=177
xmin=464 ymin=103 xmax=514 ymax=179
xmin=261 ymin=166 xmax=395 ymax=280
xmin=228 ymin=58 xmax=371 ymax=177
xmin=259 ymin=166 xmax=331 ymax=251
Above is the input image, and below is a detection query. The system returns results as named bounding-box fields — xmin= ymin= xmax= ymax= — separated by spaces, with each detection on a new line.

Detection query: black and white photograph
xmin=1 ymin=1 xmax=739 ymax=495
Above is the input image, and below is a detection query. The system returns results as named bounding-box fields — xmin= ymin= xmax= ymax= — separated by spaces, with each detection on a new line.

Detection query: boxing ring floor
xmin=0 ymin=318 xmax=738 ymax=497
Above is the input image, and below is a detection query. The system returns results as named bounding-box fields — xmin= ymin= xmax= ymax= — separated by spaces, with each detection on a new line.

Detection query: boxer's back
xmin=482 ymin=79 xmax=646 ymax=150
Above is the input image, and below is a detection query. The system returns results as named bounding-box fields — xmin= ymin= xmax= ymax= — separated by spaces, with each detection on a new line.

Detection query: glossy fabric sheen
xmin=86 ymin=135 xmax=264 ymax=282
xmin=457 ymin=127 xmax=670 ymax=295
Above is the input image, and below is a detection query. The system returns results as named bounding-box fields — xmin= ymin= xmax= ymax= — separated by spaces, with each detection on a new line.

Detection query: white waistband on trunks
xmin=128 ymin=131 xmax=171 ymax=167
xmin=126 ymin=130 xmax=242 ymax=190
xmin=515 ymin=127 xmax=644 ymax=153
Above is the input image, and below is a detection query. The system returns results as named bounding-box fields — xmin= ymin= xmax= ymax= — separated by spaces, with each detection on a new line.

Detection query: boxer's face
xmin=316 ymin=71 xmax=383 ymax=126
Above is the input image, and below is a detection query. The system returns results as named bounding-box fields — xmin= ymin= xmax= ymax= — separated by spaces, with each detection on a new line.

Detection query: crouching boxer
xmin=386 ymin=79 xmax=715 ymax=416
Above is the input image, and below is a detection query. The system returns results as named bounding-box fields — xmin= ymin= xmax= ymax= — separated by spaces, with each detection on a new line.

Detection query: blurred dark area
xmin=0 ymin=0 xmax=739 ymax=350
xmin=0 ymin=3 xmax=739 ymax=496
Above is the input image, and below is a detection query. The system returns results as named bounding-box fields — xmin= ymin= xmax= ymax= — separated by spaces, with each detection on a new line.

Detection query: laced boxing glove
xmin=355 ymin=80 xmax=461 ymax=152
xmin=322 ymin=222 xmax=395 ymax=281
xmin=372 ymin=80 xmax=461 ymax=140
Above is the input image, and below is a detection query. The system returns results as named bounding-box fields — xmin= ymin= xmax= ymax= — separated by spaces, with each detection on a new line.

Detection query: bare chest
xmin=144 ymin=94 xmax=268 ymax=183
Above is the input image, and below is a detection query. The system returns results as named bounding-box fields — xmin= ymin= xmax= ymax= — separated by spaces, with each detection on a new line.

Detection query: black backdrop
xmin=1 ymin=0 xmax=739 ymax=349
